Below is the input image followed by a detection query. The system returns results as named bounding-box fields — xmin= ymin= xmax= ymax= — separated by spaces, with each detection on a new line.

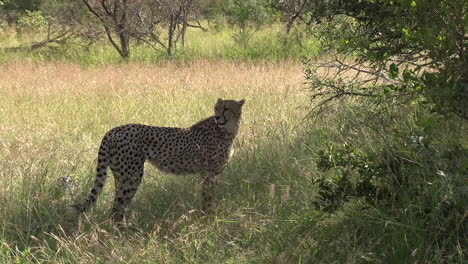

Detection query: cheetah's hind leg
xmin=68 ymin=151 xmax=110 ymax=217
xmin=109 ymin=158 xmax=145 ymax=223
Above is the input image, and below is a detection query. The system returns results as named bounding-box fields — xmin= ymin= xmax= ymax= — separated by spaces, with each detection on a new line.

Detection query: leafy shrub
xmin=16 ymin=10 xmax=49 ymax=34
xmin=307 ymin=100 xmax=467 ymax=261
xmin=304 ymin=0 xmax=467 ymax=120
xmin=312 ymin=100 xmax=467 ymax=215
xmin=223 ymin=0 xmax=274 ymax=49
xmin=314 ymin=142 xmax=385 ymax=211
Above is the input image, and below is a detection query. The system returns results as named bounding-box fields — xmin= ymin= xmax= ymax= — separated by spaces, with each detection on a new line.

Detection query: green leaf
xmin=389 ymin=63 xmax=399 ymax=79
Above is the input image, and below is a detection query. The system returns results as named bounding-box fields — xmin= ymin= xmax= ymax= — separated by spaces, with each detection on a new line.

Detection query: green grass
xmin=0 ymin=58 xmax=466 ymax=263
xmin=0 ymin=24 xmax=321 ymax=66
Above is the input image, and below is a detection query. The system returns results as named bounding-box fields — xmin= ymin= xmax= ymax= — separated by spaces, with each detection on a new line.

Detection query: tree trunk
xmin=167 ymin=12 xmax=178 ymax=57
xmin=180 ymin=0 xmax=193 ymax=48
xmin=81 ymin=0 xmax=131 ymax=59
xmin=118 ymin=29 xmax=130 ymax=59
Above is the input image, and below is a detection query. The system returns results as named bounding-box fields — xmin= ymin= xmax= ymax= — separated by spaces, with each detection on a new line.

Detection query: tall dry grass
xmin=1 ymin=60 xmax=465 ymax=263
xmin=0 ymin=60 xmax=306 ymax=155
xmin=0 ymin=60 xmax=314 ymax=263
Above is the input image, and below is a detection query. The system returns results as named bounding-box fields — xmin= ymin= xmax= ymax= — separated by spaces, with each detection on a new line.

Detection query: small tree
xmin=81 ymin=0 xmax=195 ymax=58
xmin=131 ymin=0 xmax=194 ymax=57
xmin=269 ymin=0 xmax=313 ymax=33
xmin=223 ymin=0 xmax=272 ymax=49
xmin=81 ymin=0 xmax=133 ymax=59
xmin=303 ymin=0 xmax=467 ymax=120
xmin=14 ymin=0 xmax=93 ymax=48
xmin=0 ymin=0 xmax=43 ymax=24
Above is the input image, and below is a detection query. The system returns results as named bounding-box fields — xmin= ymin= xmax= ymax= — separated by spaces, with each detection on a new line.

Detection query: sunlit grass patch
xmin=0 ymin=24 xmax=320 ymax=65
xmin=0 ymin=59 xmax=465 ymax=263
xmin=0 ymin=60 xmax=313 ymax=262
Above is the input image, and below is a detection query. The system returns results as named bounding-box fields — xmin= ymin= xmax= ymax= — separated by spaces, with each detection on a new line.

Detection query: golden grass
xmin=0 ymin=59 xmax=306 ymax=132
xmin=0 ymin=59 xmax=305 ymax=163
xmin=0 ymin=59 xmax=464 ymax=263
xmin=0 ymin=60 xmax=313 ymax=262
xmin=0 ymin=59 xmax=307 ymax=213
xmin=0 ymin=60 xmax=304 ymax=93
xmin=0 ymin=60 xmax=306 ymax=151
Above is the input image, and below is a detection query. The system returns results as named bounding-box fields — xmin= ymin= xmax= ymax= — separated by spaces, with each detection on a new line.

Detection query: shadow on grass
xmin=2 ymin=107 xmax=465 ymax=263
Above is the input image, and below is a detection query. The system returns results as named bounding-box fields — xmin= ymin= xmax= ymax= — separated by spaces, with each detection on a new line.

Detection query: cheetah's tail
xmin=70 ymin=142 xmax=110 ymax=214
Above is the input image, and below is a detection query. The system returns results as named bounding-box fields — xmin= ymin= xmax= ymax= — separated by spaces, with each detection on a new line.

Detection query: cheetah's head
xmin=214 ymin=98 xmax=245 ymax=131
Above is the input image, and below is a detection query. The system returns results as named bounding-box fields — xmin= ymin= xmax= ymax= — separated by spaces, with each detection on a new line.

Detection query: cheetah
xmin=72 ymin=98 xmax=245 ymax=222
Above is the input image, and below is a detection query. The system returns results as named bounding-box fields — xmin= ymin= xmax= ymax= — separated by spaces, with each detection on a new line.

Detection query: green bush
xmin=306 ymin=0 xmax=468 ymax=120
xmin=223 ymin=0 xmax=275 ymax=49
xmin=303 ymin=98 xmax=468 ymax=261
xmin=314 ymin=142 xmax=385 ymax=211
xmin=16 ymin=10 xmax=48 ymax=33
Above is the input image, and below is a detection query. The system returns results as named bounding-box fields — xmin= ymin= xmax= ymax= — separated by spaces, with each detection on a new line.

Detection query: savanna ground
xmin=1 ymin=60 xmax=314 ymax=263
xmin=0 ymin=27 xmax=467 ymax=264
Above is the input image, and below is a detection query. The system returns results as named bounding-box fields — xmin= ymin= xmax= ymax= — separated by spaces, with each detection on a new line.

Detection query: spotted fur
xmin=72 ymin=98 xmax=245 ymax=222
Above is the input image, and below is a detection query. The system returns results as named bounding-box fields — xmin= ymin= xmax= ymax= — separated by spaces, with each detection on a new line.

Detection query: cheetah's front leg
xmin=201 ymin=173 xmax=220 ymax=213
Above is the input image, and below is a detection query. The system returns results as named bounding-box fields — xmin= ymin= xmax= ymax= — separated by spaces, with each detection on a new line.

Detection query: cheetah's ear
xmin=238 ymin=99 xmax=245 ymax=106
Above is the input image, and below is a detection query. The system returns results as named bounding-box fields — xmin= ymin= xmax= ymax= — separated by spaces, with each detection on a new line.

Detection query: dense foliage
xmin=304 ymin=0 xmax=467 ymax=119
xmin=300 ymin=1 xmax=467 ymax=261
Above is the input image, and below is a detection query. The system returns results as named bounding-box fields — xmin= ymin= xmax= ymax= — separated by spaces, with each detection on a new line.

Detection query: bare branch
xmin=187 ymin=21 xmax=208 ymax=32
